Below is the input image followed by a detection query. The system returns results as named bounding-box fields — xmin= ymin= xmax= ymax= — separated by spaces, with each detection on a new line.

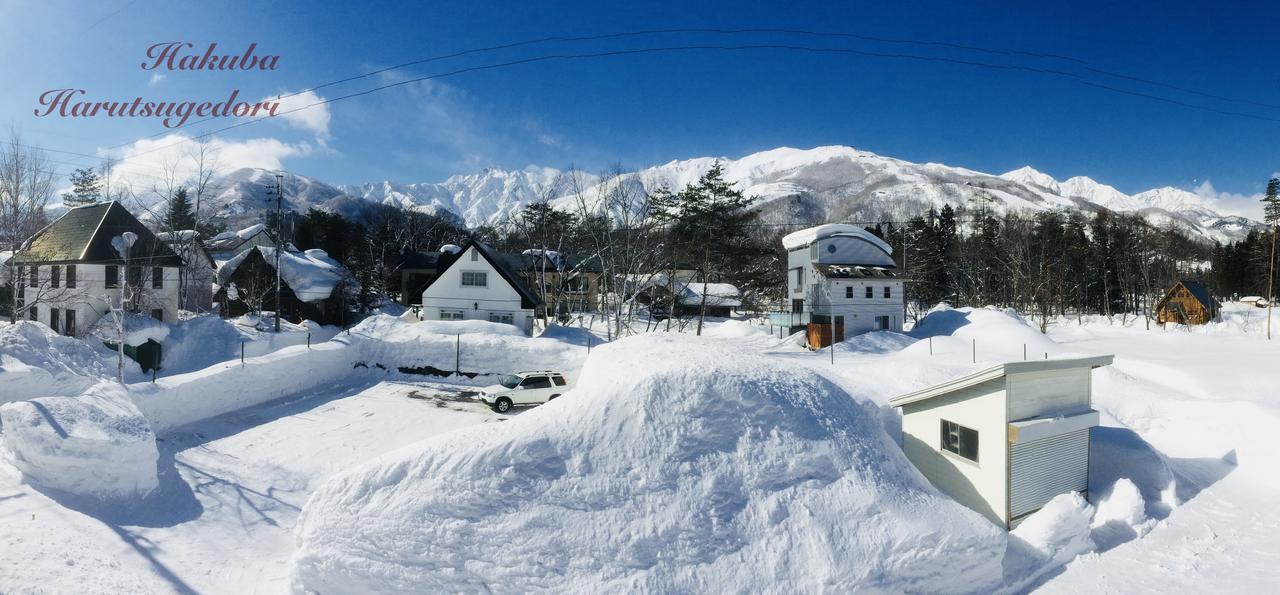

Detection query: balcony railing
xmin=767 ymin=311 xmax=810 ymax=327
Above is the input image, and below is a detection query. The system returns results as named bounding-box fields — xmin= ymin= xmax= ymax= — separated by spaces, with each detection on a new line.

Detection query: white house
xmin=9 ymin=202 xmax=183 ymax=338
xmin=418 ymin=240 xmax=543 ymax=334
xmin=779 ymin=224 xmax=905 ymax=341
xmin=889 ymin=355 xmax=1113 ymax=528
xmin=625 ymin=273 xmax=743 ymax=318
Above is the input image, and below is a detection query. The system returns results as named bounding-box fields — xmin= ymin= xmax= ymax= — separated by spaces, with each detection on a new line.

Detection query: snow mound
xmin=1092 ymin=478 xmax=1147 ymax=528
xmin=908 ymin=306 xmax=1055 ymax=359
xmin=0 ymin=321 xmax=119 ymax=404
xmin=292 ymin=334 xmax=1005 ymax=593
xmin=835 ymin=330 xmax=917 ymax=353
xmin=0 ymin=382 xmax=158 ymax=501
xmin=1009 ymin=492 xmax=1095 ymax=568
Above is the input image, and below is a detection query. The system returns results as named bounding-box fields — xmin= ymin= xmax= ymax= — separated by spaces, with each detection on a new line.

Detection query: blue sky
xmin=2 ymin=0 xmax=1276 ymax=215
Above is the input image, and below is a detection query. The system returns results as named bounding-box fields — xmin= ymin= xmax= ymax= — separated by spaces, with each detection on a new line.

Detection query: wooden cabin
xmin=1155 ymin=280 xmax=1220 ymax=326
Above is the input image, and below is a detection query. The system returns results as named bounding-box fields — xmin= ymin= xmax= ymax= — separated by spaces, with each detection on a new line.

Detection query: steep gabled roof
xmin=424 ymin=239 xmax=544 ymax=309
xmin=11 ymin=201 xmax=182 ymax=266
xmin=1156 ymin=279 xmax=1221 ymax=311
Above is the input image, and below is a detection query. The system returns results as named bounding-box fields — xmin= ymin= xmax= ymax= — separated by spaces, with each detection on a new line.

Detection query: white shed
xmin=889 ymin=355 xmax=1113 ymax=528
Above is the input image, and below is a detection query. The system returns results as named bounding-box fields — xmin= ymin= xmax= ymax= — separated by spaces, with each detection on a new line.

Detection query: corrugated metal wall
xmin=1009 ymin=428 xmax=1090 ymax=519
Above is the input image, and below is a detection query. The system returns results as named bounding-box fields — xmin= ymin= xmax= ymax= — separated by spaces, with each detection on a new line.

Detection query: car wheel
xmin=494 ymin=397 xmax=513 ymax=413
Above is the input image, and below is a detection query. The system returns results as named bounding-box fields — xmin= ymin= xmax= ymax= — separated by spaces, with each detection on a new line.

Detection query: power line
xmin=106 ymin=42 xmax=1280 ymax=169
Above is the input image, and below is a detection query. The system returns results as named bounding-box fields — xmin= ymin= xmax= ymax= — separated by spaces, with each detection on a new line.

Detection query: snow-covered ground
xmin=0 ymin=307 xmax=1276 ymax=592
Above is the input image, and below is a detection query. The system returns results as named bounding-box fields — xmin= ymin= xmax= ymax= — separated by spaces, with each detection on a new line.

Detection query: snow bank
xmin=291 ymin=334 xmax=1005 ymax=593
xmin=128 ymin=315 xmax=583 ymax=433
xmin=907 ymin=305 xmax=1055 ymax=360
xmin=87 ymin=312 xmax=170 ymax=346
xmin=0 ymin=321 xmax=120 ymax=405
xmin=0 ymin=382 xmax=158 ymax=500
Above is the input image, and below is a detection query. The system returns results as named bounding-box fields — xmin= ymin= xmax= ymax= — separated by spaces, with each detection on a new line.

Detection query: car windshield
xmin=499 ymin=375 xmax=522 ymax=389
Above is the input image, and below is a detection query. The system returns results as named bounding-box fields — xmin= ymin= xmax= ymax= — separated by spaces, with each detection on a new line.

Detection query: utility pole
xmin=267 ymin=173 xmax=284 ymax=333
xmin=1268 ymin=220 xmax=1276 ymax=340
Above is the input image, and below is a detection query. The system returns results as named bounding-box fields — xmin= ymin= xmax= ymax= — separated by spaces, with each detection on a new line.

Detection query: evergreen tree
xmin=651 ymin=162 xmax=762 ymax=334
xmin=61 ymin=167 xmax=102 ymax=207
xmin=164 ymin=187 xmax=196 ymax=231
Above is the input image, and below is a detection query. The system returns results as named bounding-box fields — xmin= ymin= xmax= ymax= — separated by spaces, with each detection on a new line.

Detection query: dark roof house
xmin=12 ymin=201 xmax=181 ymax=266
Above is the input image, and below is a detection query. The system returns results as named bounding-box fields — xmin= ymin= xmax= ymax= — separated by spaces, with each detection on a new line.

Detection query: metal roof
xmin=888 ymin=355 xmax=1114 ymax=407
xmin=11 ymin=201 xmax=182 ymax=266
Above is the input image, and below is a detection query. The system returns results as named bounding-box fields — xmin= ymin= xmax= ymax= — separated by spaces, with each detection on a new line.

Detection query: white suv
xmin=478 ymin=371 xmax=570 ymax=413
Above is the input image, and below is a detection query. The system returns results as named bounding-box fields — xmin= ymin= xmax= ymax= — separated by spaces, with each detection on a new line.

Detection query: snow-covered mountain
xmin=181 ymin=146 xmax=1260 ymax=243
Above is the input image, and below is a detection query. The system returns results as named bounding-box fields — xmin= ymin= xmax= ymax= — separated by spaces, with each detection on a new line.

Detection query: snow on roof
xmin=218 ymin=246 xmax=349 ymax=303
xmin=781 ymin=224 xmax=893 ymax=255
xmin=88 ymin=312 xmax=172 ymax=346
xmin=439 ymin=244 xmax=462 ymax=255
xmin=155 ymin=229 xmax=198 ymax=242
xmin=625 ymin=274 xmax=743 ymax=307
xmin=680 ymin=282 xmax=742 ymax=307
xmin=889 ymin=355 xmax=1114 ymax=407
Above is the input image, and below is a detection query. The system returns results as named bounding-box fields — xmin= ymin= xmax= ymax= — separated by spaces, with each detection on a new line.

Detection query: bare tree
xmin=0 ymin=130 xmax=56 ymax=322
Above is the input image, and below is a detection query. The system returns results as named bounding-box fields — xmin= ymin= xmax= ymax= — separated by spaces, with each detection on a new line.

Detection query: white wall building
xmin=780 ymin=224 xmax=905 ymax=337
xmin=889 ymin=355 xmax=1113 ymax=528
xmin=419 ymin=241 xmax=542 ymax=334
xmin=10 ymin=202 xmax=182 ymax=338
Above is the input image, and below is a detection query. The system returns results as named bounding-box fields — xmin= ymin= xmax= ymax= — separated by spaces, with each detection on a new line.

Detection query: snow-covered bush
xmin=291 ymin=334 xmax=1005 ymax=593
xmin=0 ymin=381 xmax=159 ymax=501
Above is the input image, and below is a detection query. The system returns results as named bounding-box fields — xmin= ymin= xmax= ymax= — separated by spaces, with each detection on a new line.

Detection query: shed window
xmin=461 ymin=271 xmax=488 ymax=287
xmin=941 ymin=420 xmax=979 ymax=462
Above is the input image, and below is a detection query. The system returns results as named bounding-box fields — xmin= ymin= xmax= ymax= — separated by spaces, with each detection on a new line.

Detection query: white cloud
xmin=1192 ymin=180 xmax=1264 ymax=220
xmin=148 ymin=73 xmax=165 ymax=87
xmin=98 ymin=133 xmax=313 ymax=195
xmin=262 ymin=89 xmax=331 ymax=139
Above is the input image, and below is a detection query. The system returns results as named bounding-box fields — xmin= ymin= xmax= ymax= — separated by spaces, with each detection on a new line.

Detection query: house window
xmin=461 ymin=271 xmax=488 ymax=287
xmin=49 ymin=308 xmax=60 ymax=333
xmin=65 ymin=265 xmax=76 ymax=288
xmin=791 ymin=299 xmax=804 ymax=314
xmin=152 ymin=267 xmax=163 ymax=289
xmin=151 ymin=309 xmax=164 ymax=322
xmin=941 ymin=420 xmax=979 ymax=462
xmin=470 ymin=250 xmax=479 ymax=261
xmin=28 ymin=266 xmax=37 ymax=287
xmin=106 ymin=265 xmax=119 ymax=288
xmin=488 ymin=312 xmax=514 ymax=325
xmin=50 ymin=265 xmax=60 ymax=288
xmin=883 ymin=286 xmax=891 ymax=299
xmin=864 ymin=286 xmax=873 ymax=299
xmin=440 ymin=310 xmax=464 ymax=321
xmin=845 ymin=286 xmax=853 ymax=299
xmin=128 ymin=266 xmax=143 ymax=287
xmin=28 ymin=306 xmax=37 ymax=321
xmin=876 ymin=315 xmax=891 ymax=330
xmin=64 ymin=309 xmax=76 ymax=336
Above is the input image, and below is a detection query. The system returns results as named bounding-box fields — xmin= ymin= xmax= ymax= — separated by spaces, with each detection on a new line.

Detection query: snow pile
xmin=781 ymin=223 xmax=893 ymax=254
xmin=291 ymin=334 xmax=1005 ymax=593
xmin=352 ymin=316 xmax=583 ymax=375
xmin=1092 ymin=478 xmax=1148 ymax=529
xmin=907 ymin=305 xmax=1055 ymax=360
xmin=87 ymin=312 xmax=171 ymax=346
xmin=1007 ymin=492 xmax=1096 ymax=576
xmin=0 ymin=382 xmax=158 ymax=501
xmin=0 ymin=321 xmax=120 ymax=404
